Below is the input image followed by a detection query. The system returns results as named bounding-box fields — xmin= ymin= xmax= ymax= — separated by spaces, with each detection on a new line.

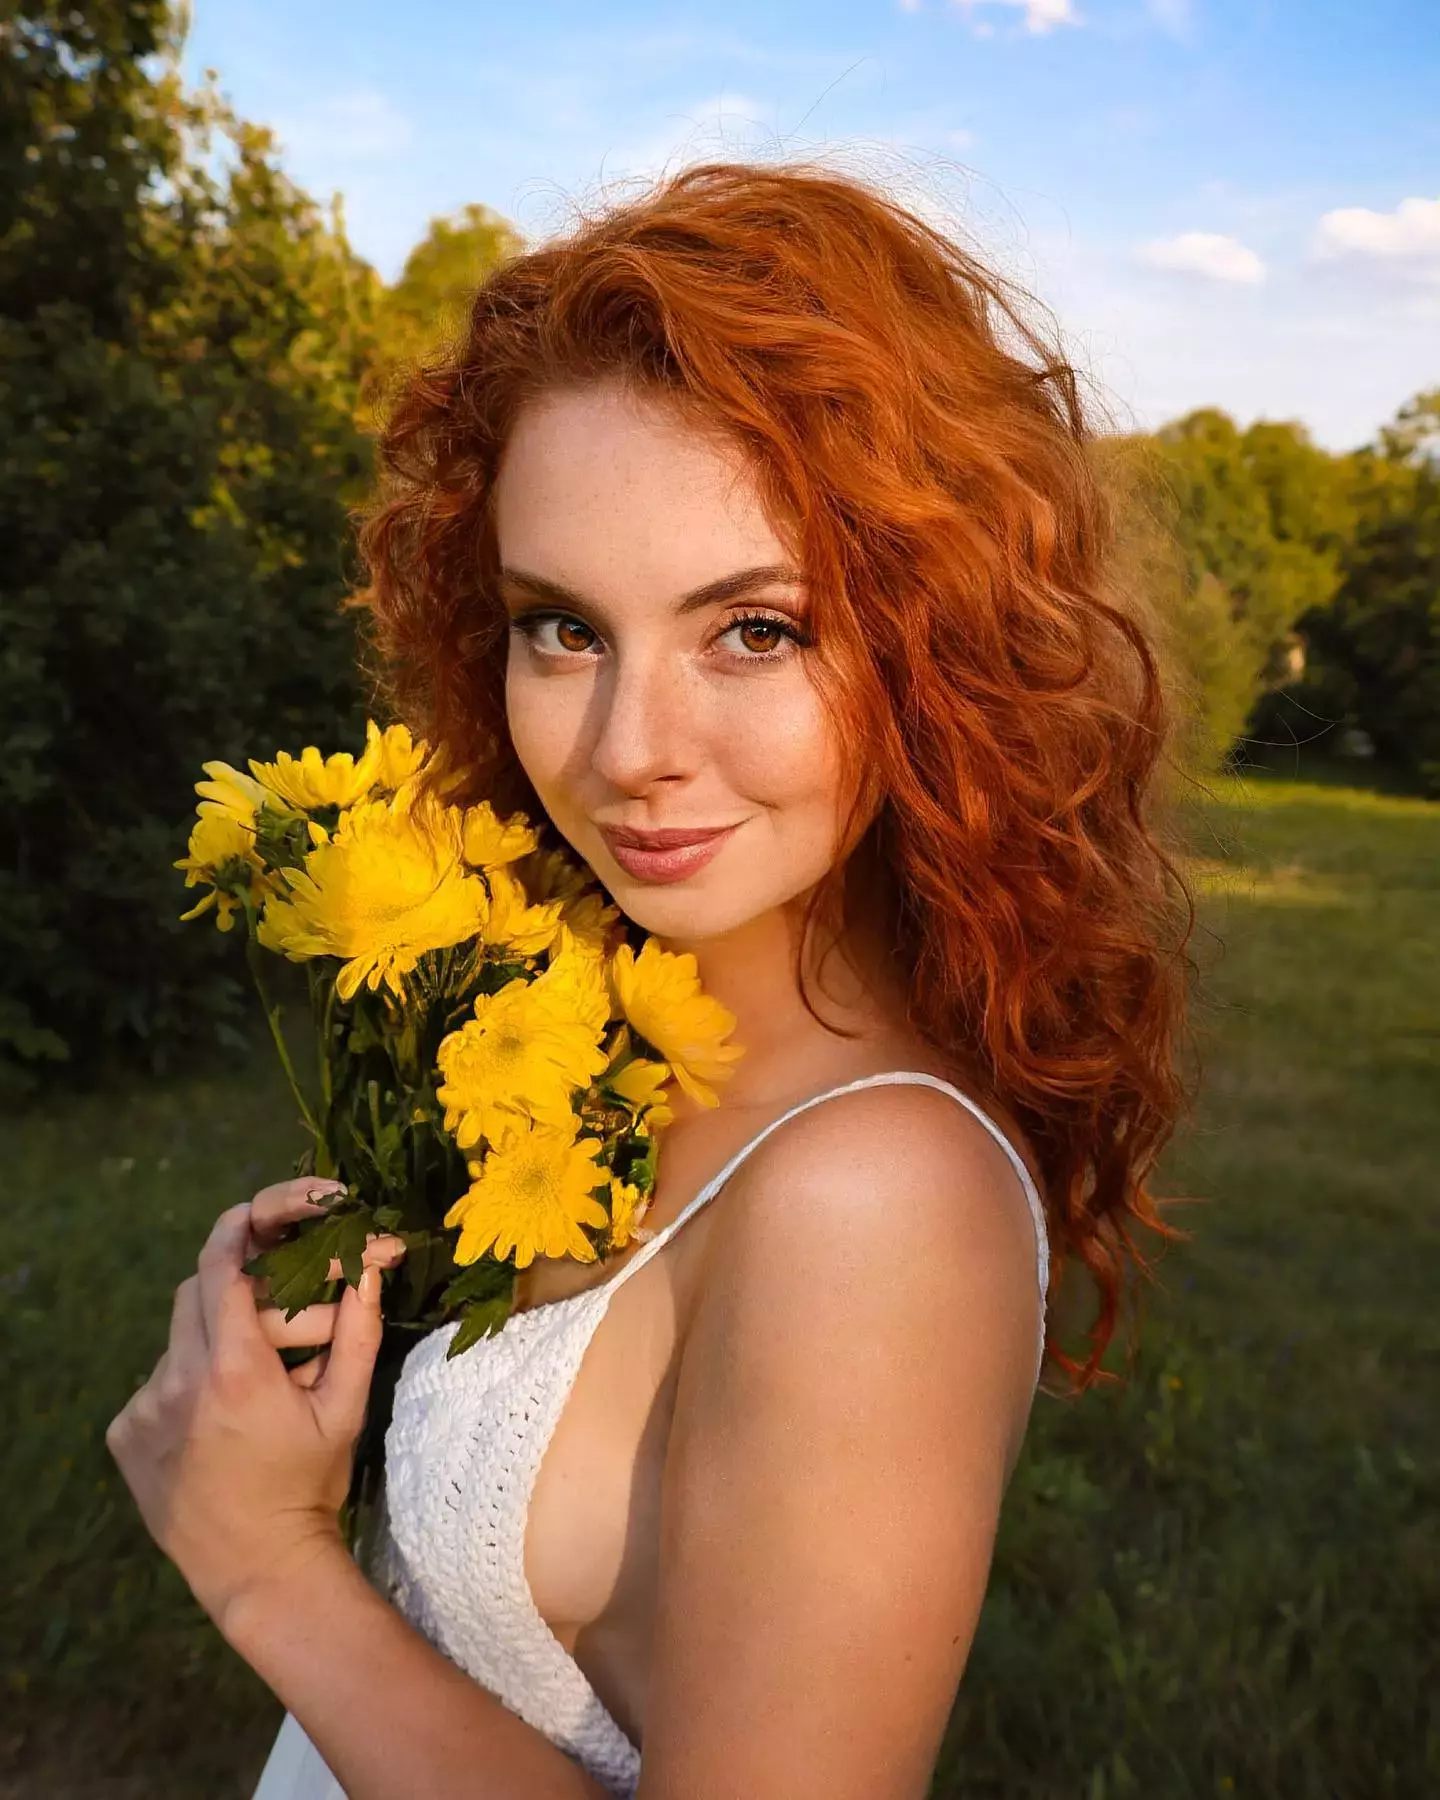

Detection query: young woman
xmin=107 ymin=159 xmax=1194 ymax=1799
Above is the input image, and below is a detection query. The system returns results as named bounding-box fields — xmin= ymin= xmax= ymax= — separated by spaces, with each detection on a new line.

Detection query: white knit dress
xmin=252 ymin=1071 xmax=1051 ymax=1800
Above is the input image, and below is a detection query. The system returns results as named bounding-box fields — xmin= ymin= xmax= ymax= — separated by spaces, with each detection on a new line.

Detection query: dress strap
xmin=600 ymin=1070 xmax=1050 ymax=1321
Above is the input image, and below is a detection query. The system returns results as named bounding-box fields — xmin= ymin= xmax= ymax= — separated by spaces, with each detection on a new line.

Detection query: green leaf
xmin=447 ymin=1292 xmax=514 ymax=1358
xmin=333 ymin=1209 xmax=373 ymax=1289
xmin=439 ymin=1255 xmax=514 ymax=1311
xmin=244 ymin=1200 xmax=379 ymax=1317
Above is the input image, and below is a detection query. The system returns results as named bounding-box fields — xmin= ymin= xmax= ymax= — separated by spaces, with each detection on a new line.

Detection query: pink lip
xmin=598 ymin=822 xmax=740 ymax=884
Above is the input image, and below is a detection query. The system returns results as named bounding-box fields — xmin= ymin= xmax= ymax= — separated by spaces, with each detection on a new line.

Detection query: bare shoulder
xmin=642 ymin=1080 xmax=1048 ymax=1796
xmin=696 ymin=1077 xmax=1046 ymax=1393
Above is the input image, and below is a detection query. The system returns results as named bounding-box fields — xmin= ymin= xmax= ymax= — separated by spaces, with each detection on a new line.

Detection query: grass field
xmin=2 ymin=771 xmax=1436 ymax=1798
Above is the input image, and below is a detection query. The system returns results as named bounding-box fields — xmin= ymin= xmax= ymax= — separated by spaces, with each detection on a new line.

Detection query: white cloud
xmin=1312 ymin=195 xmax=1440 ymax=281
xmin=955 ymin=0 xmax=1081 ymax=36
xmin=273 ymin=89 xmax=411 ymax=158
xmin=1135 ymin=230 xmax=1266 ymax=283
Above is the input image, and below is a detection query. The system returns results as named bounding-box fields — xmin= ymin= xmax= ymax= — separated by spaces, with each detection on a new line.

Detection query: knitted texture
xmin=255 ymin=1072 xmax=1050 ymax=1800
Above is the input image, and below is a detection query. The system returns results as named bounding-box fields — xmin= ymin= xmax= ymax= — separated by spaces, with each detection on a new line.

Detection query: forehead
xmin=492 ymin=381 xmax=793 ymax=594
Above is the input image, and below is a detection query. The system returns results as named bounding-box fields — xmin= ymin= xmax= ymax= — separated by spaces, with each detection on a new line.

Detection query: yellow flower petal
xmin=174 ymin=808 xmax=271 ymax=932
xmin=366 ymin=719 xmax=429 ymax=792
xmin=483 ymin=866 xmax=564 ymax=958
xmin=445 ymin=1120 xmax=609 ymax=1268
xmin=609 ymin=940 xmax=743 ymax=1108
xmin=461 ymin=802 xmax=540 ymax=869
xmin=194 ymin=761 xmax=289 ymax=826
xmin=607 ymin=1056 xmax=671 ymax=1107
xmin=257 ymin=786 xmax=487 ymax=995
xmin=606 ymin=1176 xmax=651 ymax=1252
xmin=248 ymin=717 xmax=424 ymax=813
xmin=435 ymin=961 xmax=609 ymax=1149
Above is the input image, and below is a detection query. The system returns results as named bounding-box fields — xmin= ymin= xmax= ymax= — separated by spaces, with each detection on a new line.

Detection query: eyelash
xmin=509 ymin=609 xmax=811 ymax=666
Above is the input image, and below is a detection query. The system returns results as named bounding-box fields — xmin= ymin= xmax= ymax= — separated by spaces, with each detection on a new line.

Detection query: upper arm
xmin=637 ymin=1085 xmax=1044 ymax=1800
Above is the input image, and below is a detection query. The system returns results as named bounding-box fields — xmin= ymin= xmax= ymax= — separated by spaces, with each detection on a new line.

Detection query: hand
xmin=248 ymin=1176 xmax=406 ymax=1386
xmin=105 ymin=1182 xmax=406 ymax=1633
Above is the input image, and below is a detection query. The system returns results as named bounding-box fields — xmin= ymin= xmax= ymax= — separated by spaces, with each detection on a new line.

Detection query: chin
xmin=602 ymin=874 xmax=782 ymax=945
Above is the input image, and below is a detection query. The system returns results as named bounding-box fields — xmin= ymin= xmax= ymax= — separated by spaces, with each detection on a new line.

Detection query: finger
xmin=313 ymin=1265 xmax=383 ymax=1441
xmin=289 ymin=1348 xmax=331 ymax=1390
xmin=167 ymin=1275 xmax=209 ymax=1380
xmin=257 ymin=1301 xmax=339 ymax=1350
xmin=251 ymin=1232 xmax=407 ymax=1309
xmin=248 ymin=1176 xmax=349 ymax=1250
xmin=321 ymin=1234 xmax=407 ymax=1282
xmin=196 ymin=1203 xmax=270 ymax=1361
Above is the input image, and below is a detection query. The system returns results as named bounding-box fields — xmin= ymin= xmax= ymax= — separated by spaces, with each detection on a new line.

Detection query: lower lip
xmin=602 ymin=826 xmax=738 ymax=884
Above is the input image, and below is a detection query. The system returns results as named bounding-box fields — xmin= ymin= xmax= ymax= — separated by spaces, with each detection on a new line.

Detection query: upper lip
xmin=598 ymin=822 xmax=740 ymax=849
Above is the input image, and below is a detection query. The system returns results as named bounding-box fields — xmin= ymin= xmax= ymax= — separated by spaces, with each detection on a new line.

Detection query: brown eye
xmin=737 ymin=620 xmax=782 ymax=653
xmin=555 ymin=618 xmax=595 ymax=652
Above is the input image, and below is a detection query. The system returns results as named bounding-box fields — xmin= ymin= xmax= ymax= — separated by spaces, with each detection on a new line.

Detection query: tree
xmin=1278 ymin=390 xmax=1440 ymax=792
xmin=0 ymin=5 xmax=381 ymax=1090
xmin=365 ymin=202 xmax=524 ymax=412
xmin=1104 ymin=409 xmax=1354 ymax=772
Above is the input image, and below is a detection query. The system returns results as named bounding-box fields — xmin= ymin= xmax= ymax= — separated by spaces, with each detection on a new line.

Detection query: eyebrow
xmin=497 ymin=562 xmax=804 ymax=617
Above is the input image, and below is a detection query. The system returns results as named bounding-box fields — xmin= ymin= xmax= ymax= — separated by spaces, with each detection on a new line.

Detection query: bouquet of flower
xmin=174 ymin=718 xmax=742 ymax=1533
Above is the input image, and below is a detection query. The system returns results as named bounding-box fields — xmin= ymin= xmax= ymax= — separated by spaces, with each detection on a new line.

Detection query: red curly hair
xmin=352 ymin=158 xmax=1198 ymax=1396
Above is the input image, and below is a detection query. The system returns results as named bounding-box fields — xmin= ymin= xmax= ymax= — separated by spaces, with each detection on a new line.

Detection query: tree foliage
xmin=1275 ymin=391 xmax=1440 ymax=792
xmin=364 ymin=202 xmax=524 ymax=417
xmin=1 ymin=3 xmax=380 ymax=1090
xmin=1105 ymin=407 xmax=1380 ymax=774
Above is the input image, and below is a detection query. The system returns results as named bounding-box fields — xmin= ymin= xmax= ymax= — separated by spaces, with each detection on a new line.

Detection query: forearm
xmin=222 ymin=1538 xmax=610 ymax=1800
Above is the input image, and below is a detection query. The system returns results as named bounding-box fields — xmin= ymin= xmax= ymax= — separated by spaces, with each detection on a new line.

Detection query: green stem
xmin=308 ymin=963 xmax=337 ymax=1156
xmin=244 ymin=928 xmax=322 ymax=1151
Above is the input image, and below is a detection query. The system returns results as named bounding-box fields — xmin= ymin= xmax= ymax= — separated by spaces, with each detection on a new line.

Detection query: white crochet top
xmin=252 ymin=1071 xmax=1050 ymax=1800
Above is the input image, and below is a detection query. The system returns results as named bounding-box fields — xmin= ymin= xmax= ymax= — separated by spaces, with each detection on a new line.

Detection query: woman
xmin=107 ymin=159 xmax=1194 ymax=1799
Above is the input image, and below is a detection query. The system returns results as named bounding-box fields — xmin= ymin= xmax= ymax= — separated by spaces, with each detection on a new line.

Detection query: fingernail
xmin=306 ymin=1181 xmax=346 ymax=1207
xmin=360 ymin=1265 xmax=380 ymax=1305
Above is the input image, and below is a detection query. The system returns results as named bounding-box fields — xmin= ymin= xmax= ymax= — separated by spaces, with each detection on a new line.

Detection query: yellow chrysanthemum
xmin=483 ymin=866 xmax=565 ymax=959
xmin=562 ymin=888 xmax=621 ymax=954
xmin=193 ymin=760 xmax=291 ymax=827
xmin=256 ymin=788 xmax=488 ymax=1001
xmin=435 ymin=954 xmax=610 ymax=1150
xmin=367 ymin=720 xmax=429 ymax=792
xmin=446 ymin=1120 xmax=610 ymax=1268
xmin=606 ymin=1055 xmax=675 ymax=1134
xmin=606 ymin=1176 xmax=651 ymax=1252
xmin=248 ymin=719 xmax=427 ymax=812
xmin=462 ymin=802 xmax=539 ymax=870
xmin=175 ymin=810 xmax=270 ymax=932
xmin=609 ymin=940 xmax=744 ymax=1107
xmin=544 ymin=925 xmax=613 ymax=1037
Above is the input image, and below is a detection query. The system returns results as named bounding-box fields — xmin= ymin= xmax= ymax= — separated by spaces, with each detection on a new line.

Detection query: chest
xmin=379 ymin=1170 xmax=720 ymax=1749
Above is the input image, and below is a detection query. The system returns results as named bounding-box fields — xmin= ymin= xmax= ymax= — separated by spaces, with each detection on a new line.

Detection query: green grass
xmin=939 ymin=770 xmax=1439 ymax=1798
xmin=2 ymin=771 xmax=1436 ymax=1797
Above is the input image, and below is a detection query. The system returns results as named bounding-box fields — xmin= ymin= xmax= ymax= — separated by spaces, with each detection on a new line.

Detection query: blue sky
xmin=184 ymin=0 xmax=1439 ymax=452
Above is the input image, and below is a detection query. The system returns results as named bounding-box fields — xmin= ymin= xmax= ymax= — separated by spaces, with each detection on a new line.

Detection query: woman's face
xmin=494 ymin=379 xmax=853 ymax=943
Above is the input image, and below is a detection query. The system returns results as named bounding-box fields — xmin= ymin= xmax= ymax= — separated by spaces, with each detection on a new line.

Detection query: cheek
xmin=725 ymin=675 xmax=849 ymax=825
xmin=504 ymin=658 xmax=583 ymax=810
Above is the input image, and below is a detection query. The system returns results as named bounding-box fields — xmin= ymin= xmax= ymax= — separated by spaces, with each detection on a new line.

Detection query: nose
xmin=588 ymin=646 xmax=698 ymax=795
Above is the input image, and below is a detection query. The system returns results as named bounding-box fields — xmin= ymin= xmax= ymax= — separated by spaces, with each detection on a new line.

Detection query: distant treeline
xmin=3 ymin=1 xmax=1436 ymax=1091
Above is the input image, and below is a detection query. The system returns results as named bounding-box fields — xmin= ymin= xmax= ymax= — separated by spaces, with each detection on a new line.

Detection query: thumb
xmin=313 ymin=1264 xmax=383 ymax=1441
